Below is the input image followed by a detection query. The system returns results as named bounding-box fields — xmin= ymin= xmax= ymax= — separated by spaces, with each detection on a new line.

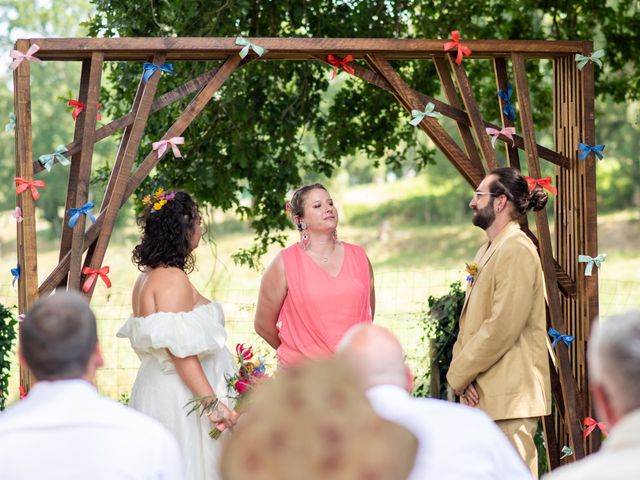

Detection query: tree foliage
xmin=86 ymin=0 xmax=640 ymax=267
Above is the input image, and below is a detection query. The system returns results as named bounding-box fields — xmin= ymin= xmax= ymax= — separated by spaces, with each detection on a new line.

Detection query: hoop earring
xmin=300 ymin=223 xmax=311 ymax=250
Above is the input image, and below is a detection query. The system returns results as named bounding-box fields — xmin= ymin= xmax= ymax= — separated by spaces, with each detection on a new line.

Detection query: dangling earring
xmin=300 ymin=222 xmax=311 ymax=250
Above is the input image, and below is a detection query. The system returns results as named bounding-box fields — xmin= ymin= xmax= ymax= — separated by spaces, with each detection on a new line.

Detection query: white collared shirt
xmin=367 ymin=385 xmax=532 ymax=480
xmin=0 ymin=379 xmax=184 ymax=480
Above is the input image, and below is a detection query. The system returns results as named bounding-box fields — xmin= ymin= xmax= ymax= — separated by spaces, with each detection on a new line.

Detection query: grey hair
xmin=588 ymin=310 xmax=640 ymax=415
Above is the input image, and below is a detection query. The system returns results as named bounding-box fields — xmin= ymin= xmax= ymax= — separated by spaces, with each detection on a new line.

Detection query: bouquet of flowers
xmin=226 ymin=343 xmax=268 ymax=408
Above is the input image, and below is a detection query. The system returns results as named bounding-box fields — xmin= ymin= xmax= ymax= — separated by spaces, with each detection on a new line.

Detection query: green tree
xmin=80 ymin=1 xmax=639 ymax=267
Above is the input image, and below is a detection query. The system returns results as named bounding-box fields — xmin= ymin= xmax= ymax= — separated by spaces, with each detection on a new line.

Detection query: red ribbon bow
xmin=15 ymin=177 xmax=46 ymax=200
xmin=326 ymin=54 xmax=355 ymax=80
xmin=81 ymin=266 xmax=112 ymax=293
xmin=583 ymin=416 xmax=608 ymax=439
xmin=524 ymin=176 xmax=557 ymax=196
xmin=68 ymin=99 xmax=102 ymax=121
xmin=444 ymin=30 xmax=472 ymax=65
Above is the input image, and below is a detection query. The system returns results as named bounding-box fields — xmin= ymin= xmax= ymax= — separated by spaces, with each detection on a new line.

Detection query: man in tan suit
xmin=544 ymin=310 xmax=640 ymax=480
xmin=447 ymin=168 xmax=552 ymax=477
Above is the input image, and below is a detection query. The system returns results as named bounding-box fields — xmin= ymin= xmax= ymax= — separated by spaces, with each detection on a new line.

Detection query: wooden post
xmin=13 ymin=39 xmax=39 ymax=391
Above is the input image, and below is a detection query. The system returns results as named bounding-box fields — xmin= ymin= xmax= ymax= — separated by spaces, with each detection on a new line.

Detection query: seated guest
xmin=544 ymin=310 xmax=640 ymax=480
xmin=220 ymin=359 xmax=417 ymax=480
xmin=338 ymin=324 xmax=532 ymax=480
xmin=0 ymin=291 xmax=184 ymax=480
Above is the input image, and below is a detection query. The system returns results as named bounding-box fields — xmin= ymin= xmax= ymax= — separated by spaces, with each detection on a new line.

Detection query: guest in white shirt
xmin=338 ymin=324 xmax=532 ymax=480
xmin=544 ymin=310 xmax=640 ymax=480
xmin=0 ymin=291 xmax=184 ymax=480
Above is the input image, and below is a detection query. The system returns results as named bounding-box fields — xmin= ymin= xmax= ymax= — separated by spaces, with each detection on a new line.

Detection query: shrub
xmin=0 ymin=304 xmax=17 ymax=410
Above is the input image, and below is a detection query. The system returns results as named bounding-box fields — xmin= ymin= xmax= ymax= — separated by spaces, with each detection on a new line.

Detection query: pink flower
xmin=235 ymin=379 xmax=252 ymax=395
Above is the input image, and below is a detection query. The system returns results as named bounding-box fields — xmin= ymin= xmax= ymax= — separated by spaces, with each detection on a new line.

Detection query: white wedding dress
xmin=117 ymin=301 xmax=237 ymax=480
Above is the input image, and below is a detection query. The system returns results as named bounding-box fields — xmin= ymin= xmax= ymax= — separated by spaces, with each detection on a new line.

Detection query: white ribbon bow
xmin=10 ymin=44 xmax=43 ymax=70
xmin=235 ymin=36 xmax=266 ymax=59
xmin=485 ymin=127 xmax=516 ymax=148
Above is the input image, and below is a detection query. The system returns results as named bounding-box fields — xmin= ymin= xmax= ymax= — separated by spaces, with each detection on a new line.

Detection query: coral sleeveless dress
xmin=276 ymin=242 xmax=373 ymax=367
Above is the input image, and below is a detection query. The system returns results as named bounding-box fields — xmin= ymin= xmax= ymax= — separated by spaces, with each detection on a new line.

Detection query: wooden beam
xmin=56 ymin=59 xmax=92 ymax=291
xmin=493 ymin=58 xmax=521 ymax=168
xmin=33 ymin=67 xmax=220 ymax=175
xmin=448 ymin=57 xmax=498 ymax=171
xmin=512 ymin=53 xmax=585 ymax=459
xmin=432 ymin=57 xmax=485 ymax=175
xmin=65 ymin=52 xmax=103 ymax=291
xmin=13 ymin=39 xmax=38 ymax=391
xmin=364 ymin=54 xmax=483 ymax=187
xmin=24 ymin=37 xmax=587 ymax=62
xmin=323 ymin=57 xmax=571 ymax=169
xmin=37 ymin=55 xmax=243 ymax=298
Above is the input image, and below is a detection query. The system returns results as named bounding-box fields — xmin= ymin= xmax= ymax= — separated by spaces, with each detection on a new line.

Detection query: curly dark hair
xmin=489 ymin=167 xmax=548 ymax=219
xmin=132 ymin=191 xmax=201 ymax=273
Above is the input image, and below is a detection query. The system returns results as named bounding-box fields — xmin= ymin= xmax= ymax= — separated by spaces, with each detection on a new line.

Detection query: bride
xmin=117 ymin=190 xmax=238 ymax=480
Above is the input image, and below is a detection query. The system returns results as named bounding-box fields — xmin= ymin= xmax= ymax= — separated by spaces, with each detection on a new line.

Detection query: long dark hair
xmin=489 ymin=167 xmax=548 ymax=219
xmin=132 ymin=191 xmax=200 ymax=273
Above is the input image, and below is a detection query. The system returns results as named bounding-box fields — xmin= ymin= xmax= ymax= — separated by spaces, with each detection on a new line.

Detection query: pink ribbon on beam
xmin=81 ymin=266 xmax=112 ymax=293
xmin=152 ymin=137 xmax=184 ymax=159
xmin=15 ymin=177 xmax=46 ymax=200
xmin=485 ymin=127 xmax=516 ymax=148
xmin=583 ymin=417 xmax=608 ymax=439
xmin=10 ymin=44 xmax=43 ymax=70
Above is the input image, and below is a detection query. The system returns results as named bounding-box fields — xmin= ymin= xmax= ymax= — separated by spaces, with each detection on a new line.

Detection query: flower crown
xmin=142 ymin=187 xmax=176 ymax=212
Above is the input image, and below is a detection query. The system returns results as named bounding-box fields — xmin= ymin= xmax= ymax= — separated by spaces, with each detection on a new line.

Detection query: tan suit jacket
xmin=543 ymin=410 xmax=640 ymax=480
xmin=447 ymin=221 xmax=552 ymax=420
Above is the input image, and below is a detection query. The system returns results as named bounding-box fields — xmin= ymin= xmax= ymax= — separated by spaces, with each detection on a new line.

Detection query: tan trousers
xmin=495 ymin=417 xmax=539 ymax=478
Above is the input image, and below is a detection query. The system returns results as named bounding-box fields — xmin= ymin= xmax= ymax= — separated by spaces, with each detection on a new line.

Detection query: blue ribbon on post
xmin=579 ymin=143 xmax=605 ymax=161
xmin=11 ymin=264 xmax=20 ymax=286
xmin=548 ymin=328 xmax=574 ymax=348
xmin=142 ymin=62 xmax=175 ymax=83
xmin=578 ymin=254 xmax=606 ymax=276
xmin=497 ymin=84 xmax=516 ymax=122
xmin=67 ymin=201 xmax=97 ymax=228
xmin=409 ymin=102 xmax=443 ymax=126
xmin=235 ymin=36 xmax=266 ymax=59
xmin=575 ymin=49 xmax=605 ymax=70
xmin=38 ymin=145 xmax=70 ymax=171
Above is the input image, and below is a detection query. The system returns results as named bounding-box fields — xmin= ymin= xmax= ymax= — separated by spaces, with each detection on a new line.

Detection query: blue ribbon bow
xmin=575 ymin=49 xmax=605 ymax=70
xmin=11 ymin=264 xmax=20 ymax=286
xmin=578 ymin=254 xmax=606 ymax=276
xmin=579 ymin=143 xmax=605 ymax=161
xmin=497 ymin=84 xmax=516 ymax=122
xmin=5 ymin=112 xmax=16 ymax=132
xmin=235 ymin=36 xmax=266 ymax=59
xmin=549 ymin=328 xmax=574 ymax=348
xmin=142 ymin=62 xmax=175 ymax=83
xmin=67 ymin=201 xmax=97 ymax=228
xmin=38 ymin=145 xmax=70 ymax=172
xmin=409 ymin=102 xmax=443 ymax=126
xmin=560 ymin=446 xmax=574 ymax=460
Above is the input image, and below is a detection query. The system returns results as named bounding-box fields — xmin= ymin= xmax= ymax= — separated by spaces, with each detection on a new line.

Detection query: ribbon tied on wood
xmin=326 ymin=54 xmax=356 ymax=80
xmin=524 ymin=176 xmax=557 ymax=196
xmin=9 ymin=44 xmax=42 ymax=70
xmin=82 ymin=266 xmax=112 ymax=293
xmin=443 ymin=30 xmax=472 ymax=65
xmin=15 ymin=178 xmax=46 ymax=200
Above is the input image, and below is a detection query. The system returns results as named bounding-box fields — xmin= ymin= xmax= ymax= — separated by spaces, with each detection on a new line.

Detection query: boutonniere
xmin=465 ymin=262 xmax=478 ymax=286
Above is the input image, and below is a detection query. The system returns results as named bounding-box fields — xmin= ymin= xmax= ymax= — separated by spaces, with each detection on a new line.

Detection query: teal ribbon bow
xmin=38 ymin=145 xmax=70 ymax=172
xmin=67 ymin=201 xmax=96 ymax=228
xmin=5 ymin=112 xmax=16 ymax=132
xmin=235 ymin=36 xmax=266 ymax=59
xmin=142 ymin=62 xmax=175 ymax=83
xmin=409 ymin=102 xmax=442 ymax=126
xmin=11 ymin=264 xmax=20 ymax=286
xmin=578 ymin=254 xmax=606 ymax=276
xmin=575 ymin=49 xmax=605 ymax=70
xmin=560 ymin=446 xmax=574 ymax=460
xmin=549 ymin=328 xmax=574 ymax=348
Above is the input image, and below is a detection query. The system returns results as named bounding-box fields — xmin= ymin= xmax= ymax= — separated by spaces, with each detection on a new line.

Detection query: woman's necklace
xmin=308 ymin=244 xmax=336 ymax=263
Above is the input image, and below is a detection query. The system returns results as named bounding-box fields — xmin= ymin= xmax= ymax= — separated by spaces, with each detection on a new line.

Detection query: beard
xmin=472 ymin=199 xmax=496 ymax=230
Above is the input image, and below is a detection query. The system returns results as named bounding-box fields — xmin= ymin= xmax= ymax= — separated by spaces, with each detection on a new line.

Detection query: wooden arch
xmin=12 ymin=37 xmax=600 ymax=469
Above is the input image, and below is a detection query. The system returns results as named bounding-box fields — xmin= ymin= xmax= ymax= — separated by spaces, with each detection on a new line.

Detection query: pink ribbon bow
xmin=68 ymin=99 xmax=102 ymax=121
xmin=583 ymin=417 xmax=608 ymax=439
xmin=81 ymin=266 xmax=112 ymax=293
xmin=327 ymin=54 xmax=356 ymax=80
xmin=524 ymin=176 xmax=557 ymax=196
xmin=152 ymin=137 xmax=184 ymax=159
xmin=10 ymin=44 xmax=43 ymax=70
xmin=485 ymin=127 xmax=516 ymax=147
xmin=444 ymin=31 xmax=472 ymax=65
xmin=15 ymin=177 xmax=46 ymax=200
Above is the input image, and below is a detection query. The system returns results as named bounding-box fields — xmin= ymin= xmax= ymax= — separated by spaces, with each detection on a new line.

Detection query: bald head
xmin=337 ymin=324 xmax=410 ymax=390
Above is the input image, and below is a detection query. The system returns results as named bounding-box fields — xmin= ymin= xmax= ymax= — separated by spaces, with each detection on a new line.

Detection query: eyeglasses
xmin=473 ymin=191 xmax=501 ymax=200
